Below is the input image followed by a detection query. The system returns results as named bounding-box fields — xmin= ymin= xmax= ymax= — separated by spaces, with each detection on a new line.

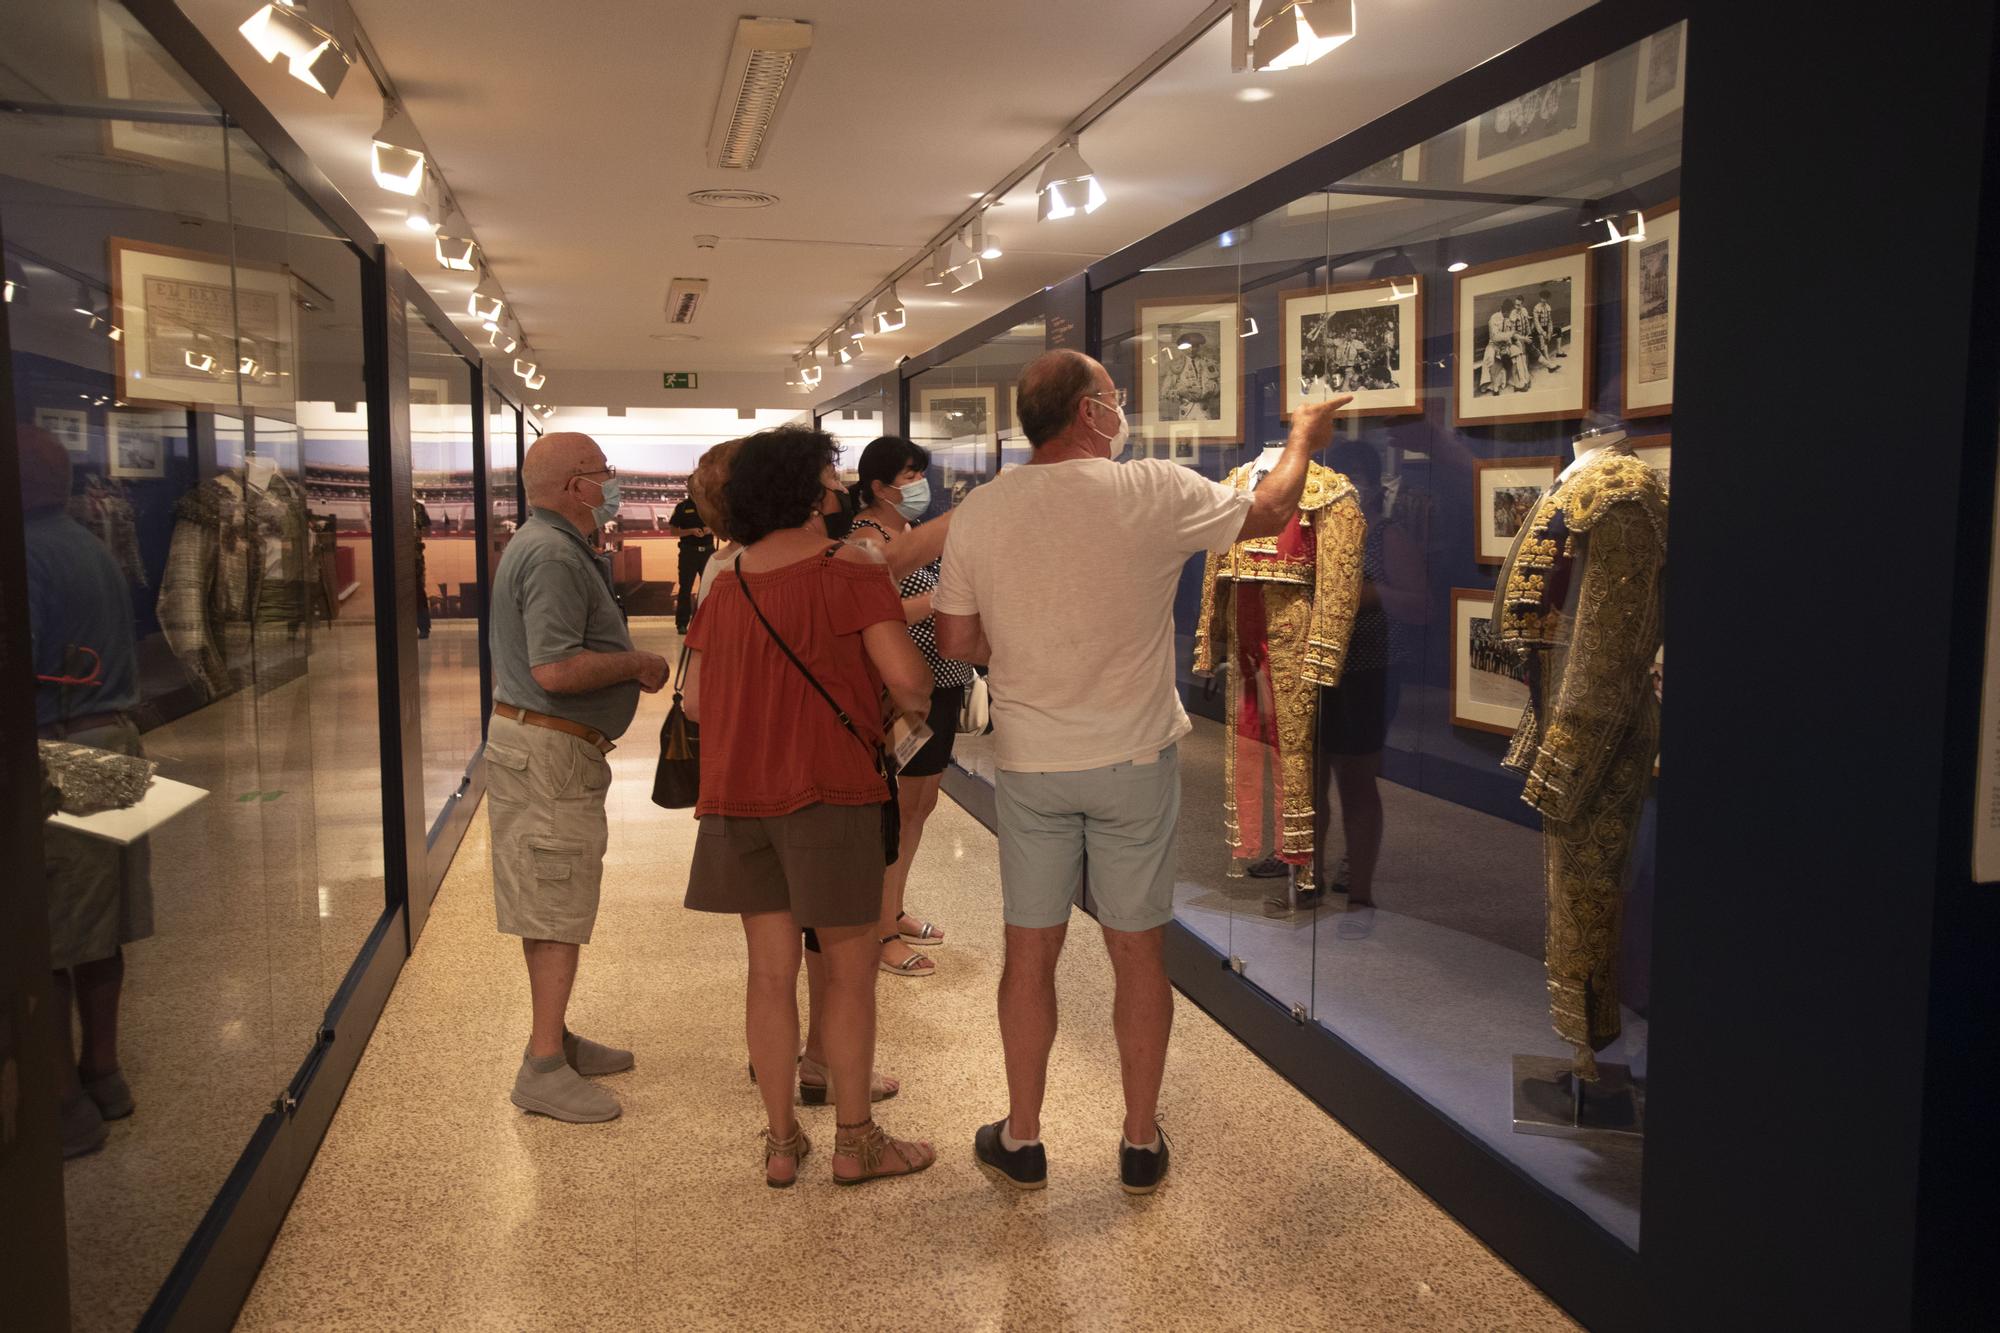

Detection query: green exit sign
xmin=662 ymin=372 xmax=700 ymax=389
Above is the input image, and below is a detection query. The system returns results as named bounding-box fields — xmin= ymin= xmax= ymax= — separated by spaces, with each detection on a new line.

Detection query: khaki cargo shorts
xmin=485 ymin=713 xmax=612 ymax=944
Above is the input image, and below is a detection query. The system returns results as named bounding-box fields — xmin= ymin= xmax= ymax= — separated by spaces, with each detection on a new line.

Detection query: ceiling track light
xmin=524 ymin=369 xmax=547 ymax=391
xmin=922 ymin=251 xmax=948 ymax=288
xmin=968 ymin=213 xmax=1002 ymax=261
xmin=238 ymin=2 xmax=353 ymax=98
xmin=1037 ymin=139 xmax=1106 ymax=222
xmin=434 ymin=204 xmax=477 ymax=270
xmin=371 ymin=98 xmax=426 ymax=195
xmin=404 ymin=170 xmax=442 ymax=234
xmin=944 ymin=236 xmax=982 ymax=293
xmin=1232 ymin=0 xmax=1357 ymax=73
xmin=843 ymin=313 xmax=870 ymax=347
xmin=513 ymin=356 xmax=538 ymax=381
xmin=872 ymin=285 xmax=906 ymax=334
xmin=468 ymin=268 xmax=505 ymax=325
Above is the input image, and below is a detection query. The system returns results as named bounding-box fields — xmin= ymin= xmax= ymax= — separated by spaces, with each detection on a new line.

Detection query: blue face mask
xmin=582 ymin=475 xmax=621 ymax=529
xmin=892 ymin=476 xmax=931 ymax=521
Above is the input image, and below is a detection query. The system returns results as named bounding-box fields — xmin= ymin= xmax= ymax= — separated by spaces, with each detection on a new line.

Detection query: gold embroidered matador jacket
xmin=1192 ymin=461 xmax=1366 ymax=687
xmin=1491 ymin=442 xmax=1667 ymax=1071
xmin=156 ymin=469 xmax=311 ymax=696
xmin=1192 ymin=462 xmax=1366 ymax=867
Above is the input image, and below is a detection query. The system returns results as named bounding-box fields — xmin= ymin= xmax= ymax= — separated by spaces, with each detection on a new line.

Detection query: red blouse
xmin=686 ymin=550 xmax=903 ymax=818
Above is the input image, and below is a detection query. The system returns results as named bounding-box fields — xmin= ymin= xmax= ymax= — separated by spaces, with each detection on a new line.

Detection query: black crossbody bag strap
xmin=734 ymin=549 xmax=875 ymax=757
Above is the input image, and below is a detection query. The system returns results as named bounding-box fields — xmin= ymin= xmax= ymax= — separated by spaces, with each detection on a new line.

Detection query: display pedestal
xmin=1510 ymin=1053 xmax=1644 ymax=1140
xmin=1260 ymin=864 xmax=1321 ymax=918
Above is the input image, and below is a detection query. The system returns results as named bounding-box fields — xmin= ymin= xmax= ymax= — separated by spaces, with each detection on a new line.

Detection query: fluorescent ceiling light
xmin=1037 ymin=140 xmax=1105 ymax=221
xmin=1235 ymin=0 xmax=1356 ymax=73
xmin=873 ymin=286 xmax=906 ymax=334
xmin=707 ymin=17 xmax=814 ymax=170
xmin=371 ymin=100 xmax=426 ymax=195
xmin=239 ymin=3 xmax=352 ymax=97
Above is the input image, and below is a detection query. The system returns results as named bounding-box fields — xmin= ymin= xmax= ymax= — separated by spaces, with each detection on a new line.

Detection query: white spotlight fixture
xmin=944 ymin=235 xmax=982 ymax=293
xmin=524 ymin=368 xmax=547 ymax=392
xmin=968 ymin=214 xmax=1002 ymax=261
xmin=1232 ymin=0 xmax=1357 ymax=73
xmin=872 ymin=285 xmax=906 ymax=334
xmin=404 ymin=171 xmax=441 ymax=234
xmin=371 ymin=99 xmax=426 ymax=195
xmin=800 ymin=348 xmax=823 ymax=387
xmin=843 ymin=312 xmax=870 ymax=347
xmin=434 ymin=204 xmax=477 ymax=271
xmin=468 ymin=269 xmax=505 ymax=326
xmin=513 ymin=355 xmax=538 ymax=381
xmin=834 ymin=329 xmax=857 ymax=365
xmin=922 ymin=251 xmax=949 ymax=288
xmin=1037 ymin=139 xmax=1106 ymax=222
xmin=486 ymin=321 xmax=519 ymax=355
xmin=238 ymin=2 xmax=353 ymax=98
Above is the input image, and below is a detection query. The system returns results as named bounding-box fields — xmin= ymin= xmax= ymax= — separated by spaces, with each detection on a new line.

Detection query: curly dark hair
xmin=855 ymin=436 xmax=932 ymax=507
xmin=724 ymin=425 xmax=839 ymax=544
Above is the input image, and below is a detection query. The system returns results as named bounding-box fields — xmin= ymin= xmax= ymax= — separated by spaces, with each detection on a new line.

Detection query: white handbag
xmin=958 ymin=675 xmax=991 ymax=735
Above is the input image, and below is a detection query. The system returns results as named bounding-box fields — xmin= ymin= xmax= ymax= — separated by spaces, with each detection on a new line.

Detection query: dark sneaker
xmin=1120 ymin=1124 xmax=1171 ymax=1196
xmin=974 ymin=1119 xmax=1047 ymax=1191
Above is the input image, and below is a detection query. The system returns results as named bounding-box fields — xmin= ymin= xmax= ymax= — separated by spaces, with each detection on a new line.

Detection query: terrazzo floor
xmin=234 ymin=630 xmax=1576 ymax=1332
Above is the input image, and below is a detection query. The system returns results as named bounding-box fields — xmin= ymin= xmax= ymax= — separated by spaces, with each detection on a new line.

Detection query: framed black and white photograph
xmin=913 ymin=385 xmax=997 ymax=454
xmin=107 ymin=410 xmax=169 ymax=479
xmin=1134 ymin=296 xmax=1243 ymax=446
xmin=1472 ymin=456 xmax=1559 ymax=566
xmin=1632 ymin=436 xmax=1671 ymax=492
xmin=1622 ymin=201 xmax=1679 ymax=418
xmin=1452 ymin=588 xmax=1529 ymax=735
xmin=34 ymin=407 xmax=91 ymax=455
xmin=1280 ymin=276 xmax=1423 ymax=421
xmin=1462 ymin=68 xmax=1596 ymax=183
xmin=1452 ymin=244 xmax=1594 ymax=427
xmin=1632 ymin=22 xmax=1688 ymax=133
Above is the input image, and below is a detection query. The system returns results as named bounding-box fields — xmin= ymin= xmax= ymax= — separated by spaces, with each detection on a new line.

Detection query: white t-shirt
xmin=934 ymin=457 xmax=1252 ymax=772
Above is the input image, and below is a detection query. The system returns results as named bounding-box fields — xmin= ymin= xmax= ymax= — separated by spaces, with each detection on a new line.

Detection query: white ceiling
xmin=173 ymin=0 xmax=1589 ymax=406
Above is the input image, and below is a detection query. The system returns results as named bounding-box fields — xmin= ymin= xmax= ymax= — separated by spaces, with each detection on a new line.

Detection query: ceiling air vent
xmin=705 ymin=17 xmax=813 ymax=170
xmin=687 ymin=189 xmax=778 ymax=209
xmin=664 ymin=278 xmax=710 ymax=326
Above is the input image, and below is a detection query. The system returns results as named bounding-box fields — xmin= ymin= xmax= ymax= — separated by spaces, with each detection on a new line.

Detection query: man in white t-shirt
xmin=936 ymin=349 xmax=1344 ymax=1195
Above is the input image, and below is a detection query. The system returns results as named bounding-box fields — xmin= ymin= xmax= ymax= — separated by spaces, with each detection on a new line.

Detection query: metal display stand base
xmin=1261 ymin=864 xmax=1322 ymax=917
xmin=1511 ymin=1054 xmax=1645 ymax=1140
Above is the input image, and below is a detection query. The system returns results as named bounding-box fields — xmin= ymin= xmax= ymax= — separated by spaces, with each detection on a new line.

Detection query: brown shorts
xmin=685 ymin=802 xmax=886 ymax=928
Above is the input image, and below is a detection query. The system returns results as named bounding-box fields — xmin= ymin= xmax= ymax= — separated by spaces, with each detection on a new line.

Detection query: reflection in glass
xmin=408 ymin=309 xmax=479 ymax=829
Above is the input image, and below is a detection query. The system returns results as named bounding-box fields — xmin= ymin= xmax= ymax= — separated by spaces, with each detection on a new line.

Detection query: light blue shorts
xmin=993 ymin=745 xmax=1180 ymax=933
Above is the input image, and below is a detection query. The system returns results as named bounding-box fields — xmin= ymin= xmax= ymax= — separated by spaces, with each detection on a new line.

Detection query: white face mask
xmin=891 ymin=476 xmax=931 ymax=521
xmin=1084 ymin=396 xmax=1130 ymax=460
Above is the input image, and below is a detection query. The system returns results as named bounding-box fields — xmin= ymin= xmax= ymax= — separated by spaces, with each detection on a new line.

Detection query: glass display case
xmin=0 ymin=3 xmax=382 ymax=1323
xmin=1093 ymin=24 xmax=1684 ymax=1248
xmin=816 ymin=376 xmax=892 ymax=474
xmin=407 ymin=310 xmax=479 ymax=832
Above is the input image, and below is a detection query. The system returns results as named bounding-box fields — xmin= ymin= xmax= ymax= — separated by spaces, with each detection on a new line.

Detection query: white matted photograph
xmin=1452 ymin=588 xmax=1530 ymax=736
xmin=34 ymin=407 xmax=92 ymax=455
xmin=1473 ymin=457 xmax=1560 ymax=566
xmin=1462 ymin=68 xmax=1595 ymax=183
xmin=1623 ymin=202 xmax=1679 ymax=418
xmin=107 ymin=410 xmax=171 ymax=478
xmin=1280 ymin=276 xmax=1423 ymax=421
xmin=1453 ymin=244 xmax=1594 ymax=427
xmin=913 ymin=385 xmax=997 ymax=453
xmin=1633 ymin=23 xmax=1688 ymax=133
xmin=1134 ymin=296 xmax=1243 ymax=446
xmin=110 ymin=237 xmax=297 ymax=411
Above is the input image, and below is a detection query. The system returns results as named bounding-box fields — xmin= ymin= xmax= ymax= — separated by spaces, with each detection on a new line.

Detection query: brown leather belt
xmin=39 ymin=711 xmax=131 ymax=740
xmin=493 ymin=702 xmax=615 ymax=754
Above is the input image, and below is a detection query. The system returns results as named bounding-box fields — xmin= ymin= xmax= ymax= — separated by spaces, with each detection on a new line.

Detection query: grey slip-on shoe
xmin=511 ymin=1056 xmax=622 ymax=1123
xmin=83 ymin=1067 xmax=135 ymax=1120
xmin=61 ymin=1090 xmax=108 ymax=1159
xmin=563 ymin=1030 xmax=634 ymax=1077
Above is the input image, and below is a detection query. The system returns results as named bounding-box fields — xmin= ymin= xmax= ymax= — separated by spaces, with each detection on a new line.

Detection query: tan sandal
xmin=832 ymin=1119 xmax=934 ymax=1187
xmin=798 ymin=1054 xmax=898 ymax=1105
xmin=763 ymin=1125 xmax=811 ymax=1189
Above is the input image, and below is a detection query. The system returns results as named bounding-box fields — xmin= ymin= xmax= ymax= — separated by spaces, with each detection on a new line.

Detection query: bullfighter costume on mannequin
xmin=1491 ymin=432 xmax=1667 ymax=1079
xmin=1194 ymin=456 xmax=1365 ymax=889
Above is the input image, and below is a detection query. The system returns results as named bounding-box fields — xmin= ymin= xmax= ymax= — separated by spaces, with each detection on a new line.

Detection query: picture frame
xmin=34 ymin=407 xmax=92 ymax=455
xmin=1165 ymin=422 xmax=1201 ymax=466
xmin=1632 ymin=22 xmax=1688 ymax=133
xmin=1451 ymin=588 xmax=1530 ymax=736
xmin=110 ymin=237 xmax=298 ymax=411
xmin=1134 ymin=295 xmax=1243 ymax=446
xmin=93 ymin=0 xmax=226 ymax=173
xmin=1452 ymin=244 xmax=1595 ymax=428
xmin=1280 ymin=275 xmax=1424 ymax=421
xmin=1622 ymin=201 xmax=1680 ymax=419
xmin=1461 ymin=67 xmax=1596 ymax=183
xmin=1472 ymin=456 xmax=1560 ymax=566
xmin=1631 ymin=435 xmax=1671 ymax=491
xmin=106 ymin=410 xmax=170 ymax=479
xmin=1287 ymin=147 xmax=1423 ymax=215
xmin=913 ymin=385 xmax=998 ymax=455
